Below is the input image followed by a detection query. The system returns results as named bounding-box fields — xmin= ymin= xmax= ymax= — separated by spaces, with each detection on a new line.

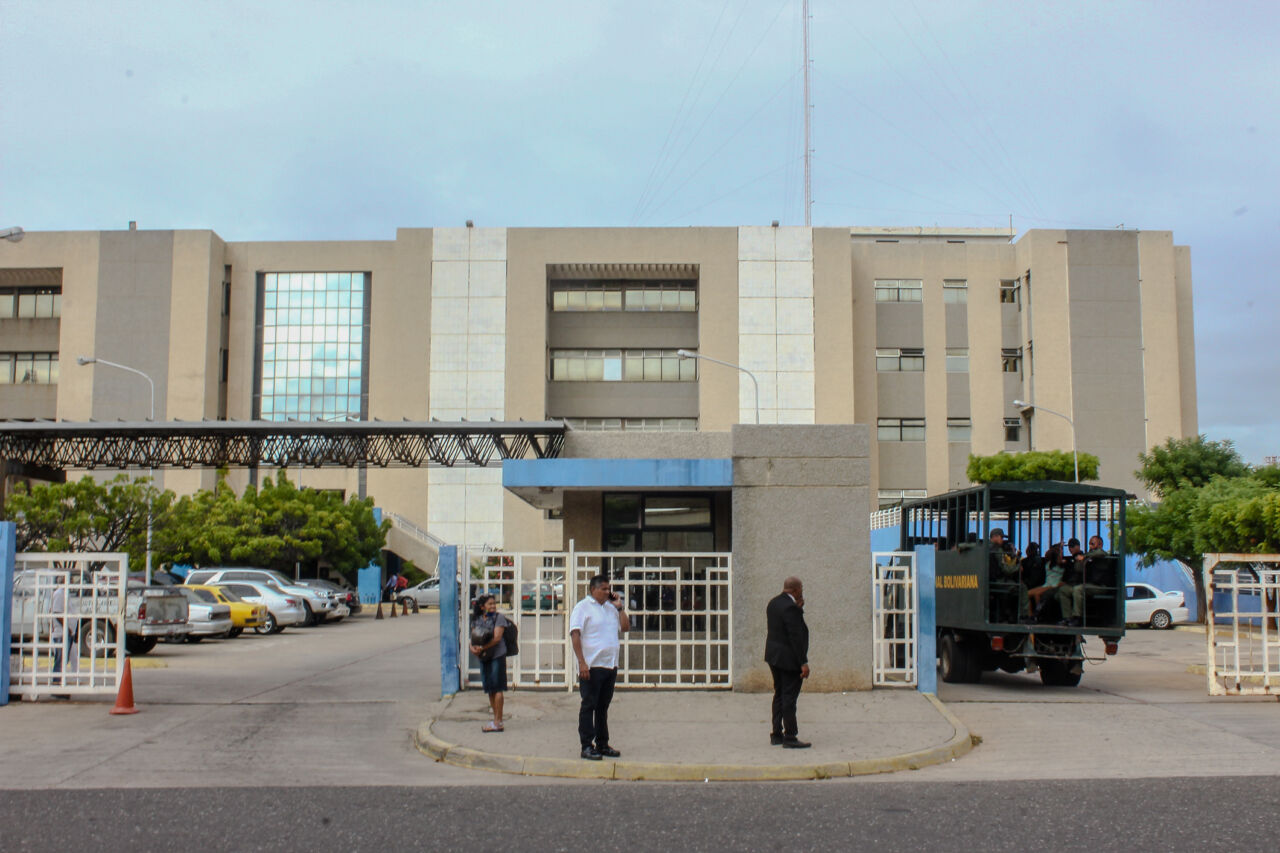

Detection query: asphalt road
xmin=5 ymin=777 xmax=1279 ymax=852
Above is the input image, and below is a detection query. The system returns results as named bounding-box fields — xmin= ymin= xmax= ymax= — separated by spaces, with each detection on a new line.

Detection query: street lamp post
xmin=1013 ymin=398 xmax=1078 ymax=483
xmin=78 ymin=356 xmax=156 ymax=584
xmin=676 ymin=349 xmax=760 ymax=425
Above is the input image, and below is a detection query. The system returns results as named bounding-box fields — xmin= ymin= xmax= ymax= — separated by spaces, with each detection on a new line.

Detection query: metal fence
xmin=9 ymin=553 xmax=127 ymax=699
xmin=461 ymin=546 xmax=732 ymax=690
xmin=1205 ymin=554 xmax=1280 ymax=697
xmin=872 ymin=551 xmax=917 ymax=687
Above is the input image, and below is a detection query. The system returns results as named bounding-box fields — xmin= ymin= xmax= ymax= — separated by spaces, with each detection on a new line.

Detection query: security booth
xmin=902 ymin=480 xmax=1129 ymax=687
xmin=486 ymin=424 xmax=874 ymax=693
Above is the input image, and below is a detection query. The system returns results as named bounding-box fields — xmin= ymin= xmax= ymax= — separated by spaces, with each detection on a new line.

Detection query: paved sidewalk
xmin=418 ymin=688 xmax=972 ymax=781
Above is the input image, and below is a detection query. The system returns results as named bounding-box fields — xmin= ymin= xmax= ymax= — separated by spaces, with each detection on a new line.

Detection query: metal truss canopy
xmin=0 ymin=420 xmax=566 ymax=470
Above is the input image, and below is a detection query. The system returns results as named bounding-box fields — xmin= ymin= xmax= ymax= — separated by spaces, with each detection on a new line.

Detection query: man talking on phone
xmin=570 ymin=574 xmax=631 ymax=760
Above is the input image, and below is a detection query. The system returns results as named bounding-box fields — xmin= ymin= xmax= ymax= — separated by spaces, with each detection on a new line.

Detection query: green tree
xmin=154 ymin=470 xmax=387 ymax=575
xmin=1135 ymin=435 xmax=1249 ymax=498
xmin=3 ymin=474 xmax=173 ymax=571
xmin=967 ymin=450 xmax=1100 ymax=484
xmin=1128 ymin=437 xmax=1279 ymax=622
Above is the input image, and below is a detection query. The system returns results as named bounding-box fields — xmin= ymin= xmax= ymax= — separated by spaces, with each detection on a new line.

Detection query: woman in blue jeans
xmin=469 ymin=594 xmax=509 ymax=732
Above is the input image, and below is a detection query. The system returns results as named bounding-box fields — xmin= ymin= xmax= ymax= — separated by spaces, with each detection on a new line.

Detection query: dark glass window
xmin=602 ymin=493 xmax=717 ymax=553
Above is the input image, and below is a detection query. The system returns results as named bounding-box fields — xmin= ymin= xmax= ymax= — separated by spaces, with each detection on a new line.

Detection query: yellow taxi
xmin=186 ymin=584 xmax=268 ymax=637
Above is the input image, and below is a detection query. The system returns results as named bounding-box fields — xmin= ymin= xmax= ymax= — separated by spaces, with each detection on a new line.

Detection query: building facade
xmin=0 ymin=224 xmax=1196 ymax=554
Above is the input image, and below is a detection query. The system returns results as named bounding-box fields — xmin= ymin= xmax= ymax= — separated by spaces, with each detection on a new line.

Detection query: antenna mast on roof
xmin=803 ymin=0 xmax=812 ymax=226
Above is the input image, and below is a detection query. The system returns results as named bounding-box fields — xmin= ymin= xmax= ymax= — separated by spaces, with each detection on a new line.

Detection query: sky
xmin=1 ymin=0 xmax=1276 ymax=462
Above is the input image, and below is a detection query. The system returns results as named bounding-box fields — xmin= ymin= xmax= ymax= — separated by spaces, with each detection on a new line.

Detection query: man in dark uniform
xmin=764 ymin=576 xmax=810 ymax=749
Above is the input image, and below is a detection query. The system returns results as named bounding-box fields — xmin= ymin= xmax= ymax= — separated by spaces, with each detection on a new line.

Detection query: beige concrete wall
xmin=812 ymin=228 xmax=855 ymax=424
xmin=1174 ymin=245 xmax=1198 ymax=438
xmin=1065 ymin=231 xmax=1148 ymax=489
xmin=731 ymin=424 xmax=871 ymax=692
xmin=1016 ymin=231 xmax=1077 ymax=466
xmin=1137 ymin=231 xmax=1186 ymax=457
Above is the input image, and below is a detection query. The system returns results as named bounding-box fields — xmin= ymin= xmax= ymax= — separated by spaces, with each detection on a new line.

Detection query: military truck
xmin=900 ymin=481 xmax=1129 ymax=687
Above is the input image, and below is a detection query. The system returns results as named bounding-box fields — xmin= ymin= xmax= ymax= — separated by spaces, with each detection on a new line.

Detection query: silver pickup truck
xmin=10 ymin=569 xmax=190 ymax=655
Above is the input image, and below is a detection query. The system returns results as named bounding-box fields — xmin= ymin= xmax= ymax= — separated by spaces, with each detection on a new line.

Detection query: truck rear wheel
xmin=125 ymin=635 xmax=157 ymax=656
xmin=940 ymin=634 xmax=980 ymax=683
xmin=1038 ymin=659 xmax=1082 ymax=687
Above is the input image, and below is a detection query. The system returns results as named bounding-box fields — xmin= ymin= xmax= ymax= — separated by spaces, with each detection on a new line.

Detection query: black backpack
xmin=503 ymin=618 xmax=519 ymax=657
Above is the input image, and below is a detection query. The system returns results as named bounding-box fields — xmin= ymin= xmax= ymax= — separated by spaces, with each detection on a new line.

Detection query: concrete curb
xmin=414 ymin=692 xmax=975 ymax=782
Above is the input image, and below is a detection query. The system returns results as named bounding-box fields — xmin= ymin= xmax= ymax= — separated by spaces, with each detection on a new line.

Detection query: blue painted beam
xmin=439 ymin=545 xmax=460 ymax=698
xmin=915 ymin=544 xmax=937 ymax=695
xmin=503 ymin=458 xmax=732 ymax=490
xmin=0 ymin=522 xmax=15 ymax=706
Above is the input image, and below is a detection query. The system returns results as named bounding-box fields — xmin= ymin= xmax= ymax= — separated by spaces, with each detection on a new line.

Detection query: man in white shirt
xmin=569 ymin=573 xmax=631 ymax=761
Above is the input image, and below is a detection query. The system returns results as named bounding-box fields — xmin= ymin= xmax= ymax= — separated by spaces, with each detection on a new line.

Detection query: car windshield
xmin=188 ymin=588 xmax=218 ymax=603
xmin=264 ymin=571 xmax=294 ymax=586
xmin=215 ymin=587 xmax=244 ymax=603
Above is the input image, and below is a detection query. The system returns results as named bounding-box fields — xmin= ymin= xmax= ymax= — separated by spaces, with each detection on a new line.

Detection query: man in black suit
xmin=765 ymin=576 xmax=810 ymax=749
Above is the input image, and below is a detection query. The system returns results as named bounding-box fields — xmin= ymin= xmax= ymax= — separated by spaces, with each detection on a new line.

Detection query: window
xmin=1126 ymin=585 xmax=1154 ymax=601
xmin=942 ymin=280 xmax=968 ymax=303
xmin=877 ymin=417 xmax=925 ymax=442
xmin=602 ymin=492 xmax=716 ymax=552
xmin=1002 ymin=348 xmax=1022 ymax=374
xmin=256 ymin=272 xmax=367 ymax=421
xmin=222 ymin=272 xmax=232 ymax=317
xmin=562 ymin=417 xmax=698 ymax=432
xmin=1000 ymin=279 xmax=1020 ymax=305
xmin=550 ymin=280 xmax=696 ymax=312
xmin=873 ymin=279 xmax=923 ymax=303
xmin=549 ymin=349 xmax=696 ymax=382
xmin=219 ymin=348 xmax=229 ymax=383
xmin=0 ymin=352 xmax=58 ymax=384
xmin=878 ymin=489 xmax=927 ymax=509
xmin=947 ymin=417 xmax=972 ymax=442
xmin=946 ymin=347 xmax=969 ymax=373
xmin=0 ymin=287 xmax=62 ymax=319
xmin=875 ymin=347 xmax=924 ymax=372
xmin=1004 ymin=417 xmax=1022 ymax=442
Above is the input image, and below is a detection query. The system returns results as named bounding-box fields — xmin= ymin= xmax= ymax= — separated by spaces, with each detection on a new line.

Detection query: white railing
xmin=460 ymin=545 xmax=732 ymax=690
xmin=1205 ymin=554 xmax=1280 ymax=696
xmin=872 ymin=551 xmax=917 ymax=687
xmin=386 ymin=511 xmax=448 ymax=550
xmin=9 ymin=553 xmax=127 ymax=699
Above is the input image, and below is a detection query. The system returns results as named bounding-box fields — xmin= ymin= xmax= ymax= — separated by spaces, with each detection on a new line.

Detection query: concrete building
xmin=0 ymin=224 xmax=1197 ymax=557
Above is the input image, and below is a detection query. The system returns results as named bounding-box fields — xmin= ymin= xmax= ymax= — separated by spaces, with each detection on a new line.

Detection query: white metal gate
xmin=1205 ymin=554 xmax=1280 ymax=696
xmin=461 ymin=546 xmax=732 ymax=689
xmin=9 ymin=553 xmax=127 ymax=699
xmin=872 ymin=551 xmax=917 ymax=687
xmin=462 ymin=550 xmax=570 ymax=689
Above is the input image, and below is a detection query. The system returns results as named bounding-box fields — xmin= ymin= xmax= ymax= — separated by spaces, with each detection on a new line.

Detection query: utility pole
xmin=803 ymin=0 xmax=812 ymax=226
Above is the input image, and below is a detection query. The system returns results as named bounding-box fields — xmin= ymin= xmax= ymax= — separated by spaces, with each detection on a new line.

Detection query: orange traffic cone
xmin=389 ymin=598 xmax=398 ymax=618
xmin=375 ymin=601 xmax=384 ymax=620
xmin=109 ymin=658 xmax=140 ymax=715
xmin=401 ymin=599 xmax=410 ymax=616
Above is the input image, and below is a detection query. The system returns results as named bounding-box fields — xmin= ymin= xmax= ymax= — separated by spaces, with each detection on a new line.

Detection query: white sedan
xmin=1125 ymin=582 xmax=1190 ymax=629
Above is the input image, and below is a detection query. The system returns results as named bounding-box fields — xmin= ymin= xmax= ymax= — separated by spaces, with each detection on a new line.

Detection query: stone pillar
xmin=731 ymin=424 xmax=871 ymax=692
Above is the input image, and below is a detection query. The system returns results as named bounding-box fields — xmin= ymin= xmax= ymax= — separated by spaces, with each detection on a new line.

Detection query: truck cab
xmin=901 ymin=480 xmax=1129 ymax=687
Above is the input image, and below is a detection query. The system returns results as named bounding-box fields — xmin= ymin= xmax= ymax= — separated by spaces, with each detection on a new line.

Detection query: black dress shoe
xmin=596 ymin=745 xmax=621 ymax=757
xmin=581 ymin=746 xmax=602 ymax=761
xmin=782 ymin=738 xmax=812 ymax=749
xmin=770 ymin=733 xmax=786 ymax=746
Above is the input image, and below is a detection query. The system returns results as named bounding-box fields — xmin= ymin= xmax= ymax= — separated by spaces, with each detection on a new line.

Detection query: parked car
xmin=520 ymin=582 xmax=564 ymax=611
xmin=294 ymin=578 xmax=359 ymax=617
xmin=398 ymin=577 xmax=441 ymax=609
xmin=186 ymin=568 xmax=338 ymax=626
xmin=1125 ymin=583 xmax=1190 ymax=629
xmin=11 ymin=569 xmax=190 ymax=656
xmin=214 ymin=581 xmax=307 ymax=634
xmin=186 ymin=584 xmax=267 ymax=637
xmin=177 ymin=587 xmax=234 ymax=641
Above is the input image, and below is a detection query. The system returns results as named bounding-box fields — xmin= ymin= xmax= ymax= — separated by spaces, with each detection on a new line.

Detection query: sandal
xmin=482 ymin=722 xmax=504 ymax=733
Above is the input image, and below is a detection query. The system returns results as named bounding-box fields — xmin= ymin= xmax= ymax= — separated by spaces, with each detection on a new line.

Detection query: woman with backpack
xmin=469 ymin=594 xmax=510 ymax=732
